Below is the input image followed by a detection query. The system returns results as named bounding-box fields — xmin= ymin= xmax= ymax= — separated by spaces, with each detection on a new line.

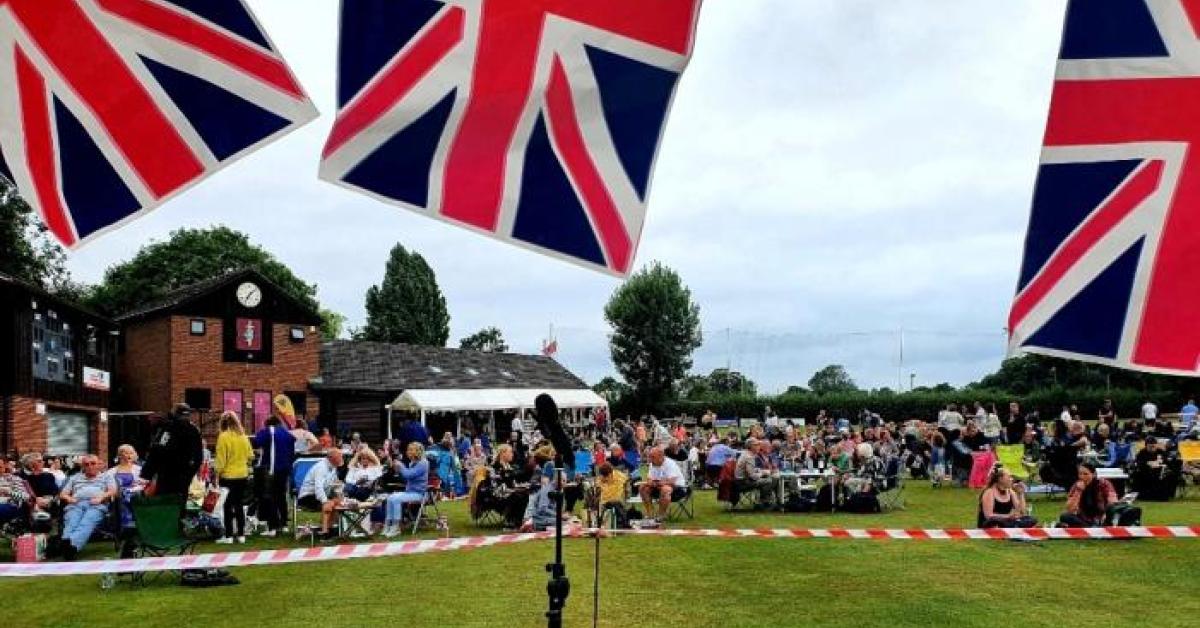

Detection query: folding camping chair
xmin=876 ymin=456 xmax=906 ymax=511
xmin=468 ymin=466 xmax=504 ymax=527
xmin=1176 ymin=441 xmax=1200 ymax=498
xmin=995 ymin=445 xmax=1030 ymax=481
xmin=408 ymin=469 xmax=443 ymax=535
xmin=124 ymin=494 xmax=196 ymax=586
xmin=290 ymin=457 xmax=322 ymax=537
xmin=667 ymin=462 xmax=696 ymax=521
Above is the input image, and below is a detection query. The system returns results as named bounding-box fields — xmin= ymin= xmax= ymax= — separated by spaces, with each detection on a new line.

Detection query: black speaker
xmin=535 ymin=393 xmax=576 ymax=470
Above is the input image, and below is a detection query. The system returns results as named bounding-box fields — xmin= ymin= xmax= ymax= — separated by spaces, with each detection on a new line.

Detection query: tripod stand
xmin=545 ymin=466 xmax=570 ymax=628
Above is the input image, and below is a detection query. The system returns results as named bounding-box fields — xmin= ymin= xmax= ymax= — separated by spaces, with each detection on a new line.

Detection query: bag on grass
xmin=12 ymin=533 xmax=47 ymax=563
xmin=783 ymin=493 xmax=814 ymax=513
xmin=181 ymin=568 xmax=239 ymax=587
xmin=841 ymin=491 xmax=880 ymax=514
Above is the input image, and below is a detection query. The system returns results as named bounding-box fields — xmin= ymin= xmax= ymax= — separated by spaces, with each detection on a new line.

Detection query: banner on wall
xmin=0 ymin=0 xmax=317 ymax=247
xmin=1008 ymin=0 xmax=1200 ymax=374
xmin=319 ymin=0 xmax=703 ymax=277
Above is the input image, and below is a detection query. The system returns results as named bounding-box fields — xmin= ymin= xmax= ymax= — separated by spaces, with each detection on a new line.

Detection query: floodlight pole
xmin=545 ymin=465 xmax=570 ymax=628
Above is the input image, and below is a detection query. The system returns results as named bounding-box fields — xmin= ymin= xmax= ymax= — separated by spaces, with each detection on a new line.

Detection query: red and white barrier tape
xmin=600 ymin=526 xmax=1200 ymax=541
xmin=4 ymin=526 xmax=1199 ymax=577
xmin=0 ymin=531 xmax=550 ymax=578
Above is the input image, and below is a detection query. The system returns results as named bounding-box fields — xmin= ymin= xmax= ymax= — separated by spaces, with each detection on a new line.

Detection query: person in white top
xmin=1141 ymin=401 xmax=1158 ymax=421
xmin=638 ymin=446 xmax=688 ymax=522
xmin=510 ymin=415 xmax=524 ymax=441
xmin=297 ymin=449 xmax=345 ymax=539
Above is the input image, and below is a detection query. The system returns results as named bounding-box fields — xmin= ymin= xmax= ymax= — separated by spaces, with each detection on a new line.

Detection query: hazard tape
xmin=600 ymin=526 xmax=1200 ymax=541
xmin=4 ymin=526 xmax=1199 ymax=578
xmin=0 ymin=531 xmax=551 ymax=578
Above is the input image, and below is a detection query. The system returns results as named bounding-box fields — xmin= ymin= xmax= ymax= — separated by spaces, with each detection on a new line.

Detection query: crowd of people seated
xmin=4 ymin=396 xmax=1198 ymax=564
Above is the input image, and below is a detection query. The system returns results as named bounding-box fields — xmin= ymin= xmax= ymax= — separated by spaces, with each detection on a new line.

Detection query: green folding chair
xmin=127 ymin=494 xmax=196 ymax=585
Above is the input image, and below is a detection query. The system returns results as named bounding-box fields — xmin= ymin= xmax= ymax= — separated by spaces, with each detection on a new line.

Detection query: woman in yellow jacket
xmin=214 ymin=412 xmax=253 ymax=544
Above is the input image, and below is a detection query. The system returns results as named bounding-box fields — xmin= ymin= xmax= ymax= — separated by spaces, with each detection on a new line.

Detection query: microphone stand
xmin=545 ymin=466 xmax=570 ymax=628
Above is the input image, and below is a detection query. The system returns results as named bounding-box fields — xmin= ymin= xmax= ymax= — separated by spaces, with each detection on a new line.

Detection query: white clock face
xmin=236 ymin=282 xmax=262 ymax=308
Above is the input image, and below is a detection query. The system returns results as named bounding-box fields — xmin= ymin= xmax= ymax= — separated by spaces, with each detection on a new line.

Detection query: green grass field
xmin=3 ymin=484 xmax=1199 ymax=628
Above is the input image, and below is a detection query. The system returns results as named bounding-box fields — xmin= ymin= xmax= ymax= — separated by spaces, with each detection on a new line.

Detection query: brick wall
xmin=168 ymin=316 xmax=320 ymax=424
xmin=6 ymin=395 xmax=107 ymax=457
xmin=116 ymin=317 xmax=172 ymax=412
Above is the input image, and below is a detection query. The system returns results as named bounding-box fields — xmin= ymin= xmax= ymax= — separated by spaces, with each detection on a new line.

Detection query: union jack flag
xmin=0 ymin=0 xmax=317 ymax=247
xmin=1009 ymin=0 xmax=1200 ymax=374
xmin=319 ymin=0 xmax=702 ymax=276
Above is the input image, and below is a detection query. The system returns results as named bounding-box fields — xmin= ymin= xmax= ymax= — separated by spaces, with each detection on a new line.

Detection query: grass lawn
xmin=2 ymin=484 xmax=1199 ymax=628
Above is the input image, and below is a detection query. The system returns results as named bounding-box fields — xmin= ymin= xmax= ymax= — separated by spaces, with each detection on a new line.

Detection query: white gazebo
xmin=386 ymin=388 xmax=608 ymax=439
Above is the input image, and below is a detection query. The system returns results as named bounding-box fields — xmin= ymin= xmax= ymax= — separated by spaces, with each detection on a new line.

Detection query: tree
xmin=784 ymin=385 xmax=810 ymax=395
xmin=807 ymin=364 xmax=858 ymax=395
xmin=678 ymin=374 xmax=712 ymax=400
xmin=0 ymin=178 xmax=76 ymax=294
xmin=319 ymin=309 xmax=346 ymax=341
xmin=86 ymin=226 xmax=321 ymax=314
xmin=459 ymin=326 xmax=509 ymax=353
xmin=592 ymin=376 xmax=631 ymax=402
xmin=363 ymin=243 xmax=450 ymax=346
xmin=604 ymin=262 xmax=702 ymax=411
xmin=707 ymin=367 xmax=756 ymax=396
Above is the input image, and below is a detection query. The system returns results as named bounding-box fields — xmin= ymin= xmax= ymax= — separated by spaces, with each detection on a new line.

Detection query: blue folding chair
xmin=290 ymin=457 xmax=322 ymax=534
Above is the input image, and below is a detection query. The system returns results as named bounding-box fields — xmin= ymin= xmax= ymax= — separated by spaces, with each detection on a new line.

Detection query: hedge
xmin=612 ymin=388 xmax=1186 ymax=424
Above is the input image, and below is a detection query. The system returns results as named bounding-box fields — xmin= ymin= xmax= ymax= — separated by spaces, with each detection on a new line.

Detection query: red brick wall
xmin=7 ymin=395 xmax=107 ymax=457
xmin=117 ymin=317 xmax=172 ymax=412
xmin=168 ymin=316 xmax=320 ymax=422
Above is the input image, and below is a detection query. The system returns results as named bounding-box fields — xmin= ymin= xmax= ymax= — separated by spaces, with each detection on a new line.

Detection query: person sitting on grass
xmin=595 ymin=463 xmax=628 ymax=526
xmin=1059 ymin=462 xmax=1117 ymax=528
xmin=638 ymin=446 xmax=689 ymax=522
xmin=734 ymin=438 xmax=780 ymax=510
xmin=381 ymin=442 xmax=429 ymax=537
xmin=977 ymin=467 xmax=1035 ymax=528
xmin=58 ymin=455 xmax=117 ymax=560
xmin=297 ymin=449 xmax=344 ymax=540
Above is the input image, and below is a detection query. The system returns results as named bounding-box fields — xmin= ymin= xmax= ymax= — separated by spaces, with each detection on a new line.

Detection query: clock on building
xmin=236 ymin=282 xmax=262 ymax=308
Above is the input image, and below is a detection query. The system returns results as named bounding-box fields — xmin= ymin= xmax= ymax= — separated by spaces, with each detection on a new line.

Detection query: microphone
xmin=535 ymin=393 xmax=576 ymax=470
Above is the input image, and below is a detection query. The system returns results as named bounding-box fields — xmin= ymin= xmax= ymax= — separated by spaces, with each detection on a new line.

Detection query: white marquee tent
xmin=386 ymin=388 xmax=608 ymax=439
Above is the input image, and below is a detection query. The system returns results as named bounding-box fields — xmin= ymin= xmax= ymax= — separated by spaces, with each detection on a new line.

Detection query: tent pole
xmin=386 ymin=406 xmax=393 ymax=441
xmin=420 ymin=409 xmax=426 ymax=429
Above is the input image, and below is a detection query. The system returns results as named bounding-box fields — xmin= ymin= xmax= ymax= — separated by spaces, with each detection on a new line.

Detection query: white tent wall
xmin=389 ymin=389 xmax=608 ymax=413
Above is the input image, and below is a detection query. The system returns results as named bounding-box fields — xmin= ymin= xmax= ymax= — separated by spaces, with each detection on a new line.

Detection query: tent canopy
xmin=389 ymin=388 xmax=607 ymax=413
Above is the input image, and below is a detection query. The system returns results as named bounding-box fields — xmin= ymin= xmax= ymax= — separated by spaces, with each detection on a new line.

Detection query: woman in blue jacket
xmin=382 ymin=443 xmax=429 ymax=537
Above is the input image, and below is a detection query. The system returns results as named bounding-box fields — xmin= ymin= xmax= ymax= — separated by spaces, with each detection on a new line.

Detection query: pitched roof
xmin=0 ymin=271 xmax=114 ymax=325
xmin=316 ymin=340 xmax=588 ymax=392
xmin=115 ymin=268 xmax=320 ymax=324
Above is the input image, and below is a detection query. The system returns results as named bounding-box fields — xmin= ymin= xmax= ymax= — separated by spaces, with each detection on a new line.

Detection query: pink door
xmin=253 ymin=391 xmax=272 ymax=432
xmin=223 ymin=390 xmax=243 ymax=420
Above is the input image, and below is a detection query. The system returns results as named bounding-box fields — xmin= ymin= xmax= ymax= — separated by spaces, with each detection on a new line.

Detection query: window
xmin=184 ymin=388 xmax=212 ymax=410
xmin=32 ymin=310 xmax=73 ymax=384
xmin=289 ymin=326 xmax=305 ymax=343
xmin=190 ymin=319 xmax=206 ymax=336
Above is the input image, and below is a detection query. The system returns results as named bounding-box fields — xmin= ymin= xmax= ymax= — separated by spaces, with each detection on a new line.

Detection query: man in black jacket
xmin=141 ymin=404 xmax=203 ymax=497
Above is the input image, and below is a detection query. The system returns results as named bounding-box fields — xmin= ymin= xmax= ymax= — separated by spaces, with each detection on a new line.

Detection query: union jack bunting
xmin=0 ymin=0 xmax=317 ymax=247
xmin=1009 ymin=0 xmax=1200 ymax=374
xmin=320 ymin=0 xmax=702 ymax=276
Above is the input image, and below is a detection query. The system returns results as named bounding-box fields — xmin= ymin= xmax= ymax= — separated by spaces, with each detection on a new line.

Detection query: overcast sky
xmin=64 ymin=0 xmax=1068 ymax=393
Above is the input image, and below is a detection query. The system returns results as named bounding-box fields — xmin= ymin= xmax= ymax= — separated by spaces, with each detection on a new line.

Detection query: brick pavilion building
xmin=0 ymin=272 xmax=118 ymax=458
xmin=112 ymin=269 xmax=323 ymax=447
